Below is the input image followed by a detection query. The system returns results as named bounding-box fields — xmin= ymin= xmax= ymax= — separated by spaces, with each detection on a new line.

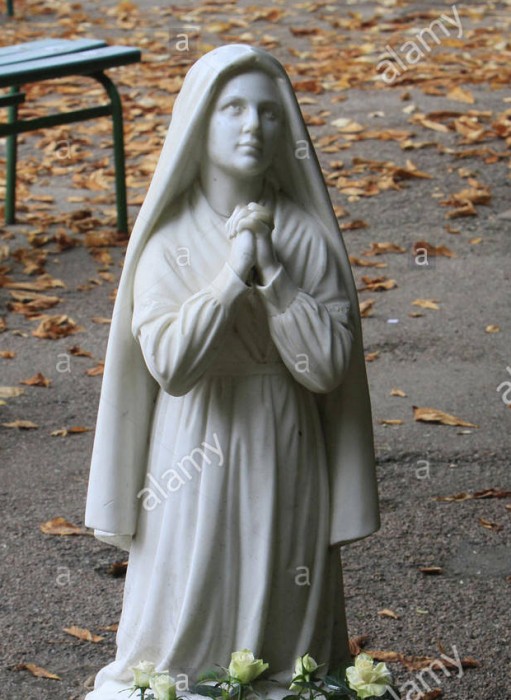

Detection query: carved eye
xmin=224 ymin=101 xmax=244 ymax=115
xmin=261 ymin=106 xmax=279 ymax=121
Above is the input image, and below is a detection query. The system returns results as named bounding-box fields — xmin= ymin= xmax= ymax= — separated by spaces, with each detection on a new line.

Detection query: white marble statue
xmin=84 ymin=44 xmax=380 ymax=700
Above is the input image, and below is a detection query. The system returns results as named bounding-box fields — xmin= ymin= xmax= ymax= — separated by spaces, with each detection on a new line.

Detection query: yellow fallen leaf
xmin=359 ymin=299 xmax=375 ymax=318
xmin=63 ymin=626 xmax=104 ymax=643
xmin=40 ymin=516 xmax=90 ymax=536
xmin=378 ymin=608 xmax=400 ymax=619
xmin=15 ymin=663 xmax=61 ymax=680
xmin=485 ymin=325 xmax=500 ymax=333
xmin=2 ymin=420 xmax=38 ymax=429
xmin=413 ymin=406 xmax=478 ymax=428
xmin=390 ymin=388 xmax=407 ymax=397
xmin=412 ymin=299 xmax=440 ymax=310
xmin=447 ymin=86 xmax=475 ymax=104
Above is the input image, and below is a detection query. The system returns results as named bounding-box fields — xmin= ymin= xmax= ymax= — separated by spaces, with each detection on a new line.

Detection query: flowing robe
xmin=87 ymin=181 xmax=355 ymax=698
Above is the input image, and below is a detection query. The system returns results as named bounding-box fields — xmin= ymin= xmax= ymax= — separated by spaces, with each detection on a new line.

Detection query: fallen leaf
xmin=447 ymin=86 xmax=475 ymax=104
xmin=390 ymin=388 xmax=407 ymax=397
xmin=478 ymin=517 xmax=503 ymax=532
xmin=0 ymin=386 xmax=25 ymax=399
xmin=20 ymin=373 xmax=52 ymax=388
xmin=365 ymin=351 xmax=380 ymax=362
xmin=358 ymin=275 xmax=397 ymax=292
xmin=15 ymin=663 xmax=61 ymax=680
xmin=413 ymin=406 xmax=478 ymax=428
xmin=2 ymin=420 xmax=38 ymax=429
xmin=0 ymin=351 xmax=15 ymax=359
xmin=51 ymin=426 xmax=92 ymax=437
xmin=362 ymin=242 xmax=406 ymax=256
xmin=412 ymin=241 xmax=456 ymax=258
xmin=378 ymin=608 xmax=400 ymax=619
xmin=108 ymin=560 xmax=129 ymax=578
xmin=340 ymin=219 xmax=368 ymax=231
xmin=348 ymin=635 xmax=369 ymax=656
xmin=69 ymin=345 xmax=94 ymax=358
xmin=40 ymin=517 xmax=90 ymax=536
xmin=434 ymin=489 xmax=511 ymax=502
xmin=32 ymin=315 xmax=82 ymax=340
xmin=419 ymin=566 xmax=444 ymax=575
xmin=485 ymin=324 xmax=500 ymax=333
xmin=63 ymin=626 xmax=104 ymax=643
xmin=412 ymin=299 xmax=440 ymax=310
xmin=379 ymin=419 xmax=404 ymax=425
xmin=91 ymin=316 xmax=111 ymax=325
xmin=349 ymin=256 xmax=387 ymax=269
xmin=359 ymin=299 xmax=375 ymax=318
xmin=86 ymin=361 xmax=105 ymax=376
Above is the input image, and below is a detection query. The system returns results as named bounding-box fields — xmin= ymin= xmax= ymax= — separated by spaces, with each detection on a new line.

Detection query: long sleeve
xmin=132 ymin=234 xmax=249 ymax=396
xmin=256 ymin=249 xmax=353 ymax=395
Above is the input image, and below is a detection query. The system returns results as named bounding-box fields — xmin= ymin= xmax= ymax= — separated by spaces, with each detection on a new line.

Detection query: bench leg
xmin=5 ymin=86 xmax=19 ymax=225
xmin=7 ymin=0 xmax=14 ymax=16
xmin=93 ymin=72 xmax=128 ymax=234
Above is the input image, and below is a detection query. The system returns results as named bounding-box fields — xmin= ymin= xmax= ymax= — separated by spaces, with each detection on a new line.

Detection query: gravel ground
xmin=1 ymin=1 xmax=510 ymax=699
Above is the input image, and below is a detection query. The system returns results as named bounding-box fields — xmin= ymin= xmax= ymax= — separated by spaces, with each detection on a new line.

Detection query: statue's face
xmin=205 ymin=70 xmax=283 ymax=179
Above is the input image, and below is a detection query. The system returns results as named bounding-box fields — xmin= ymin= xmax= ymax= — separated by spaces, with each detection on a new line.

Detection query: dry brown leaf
xmin=86 ymin=362 xmax=105 ymax=377
xmin=108 ymin=560 xmax=129 ymax=578
xmin=419 ymin=566 xmax=444 ymax=575
xmin=379 ymin=419 xmax=404 ymax=425
xmin=40 ymin=516 xmax=90 ymax=536
xmin=359 ymin=299 xmax=375 ymax=318
xmin=32 ymin=315 xmax=82 ymax=340
xmin=358 ymin=276 xmax=397 ymax=292
xmin=362 ymin=242 xmax=406 ymax=256
xmin=478 ymin=517 xmax=503 ymax=532
xmin=390 ymin=388 xmax=407 ymax=397
xmin=447 ymin=86 xmax=475 ymax=104
xmin=485 ymin=324 xmax=500 ymax=333
xmin=445 ymin=200 xmax=478 ymax=219
xmin=412 ymin=299 xmax=440 ymax=310
xmin=349 ymin=256 xmax=387 ymax=269
xmin=20 ymin=373 xmax=51 ymax=388
xmin=340 ymin=219 xmax=368 ymax=231
xmin=348 ymin=635 xmax=369 ymax=656
xmin=331 ymin=118 xmax=364 ymax=133
xmin=413 ymin=406 xmax=478 ymax=428
xmin=2 ymin=419 xmax=38 ymax=429
xmin=365 ymin=351 xmax=380 ymax=362
xmin=0 ymin=351 xmax=15 ymax=359
xmin=412 ymin=241 xmax=456 ymax=258
xmin=51 ymin=426 xmax=92 ymax=437
xmin=91 ymin=316 xmax=111 ymax=325
xmin=435 ymin=488 xmax=511 ymax=502
xmin=378 ymin=608 xmax=400 ymax=619
xmin=63 ymin=625 xmax=104 ymax=643
xmin=15 ymin=663 xmax=61 ymax=680
xmin=69 ymin=345 xmax=94 ymax=358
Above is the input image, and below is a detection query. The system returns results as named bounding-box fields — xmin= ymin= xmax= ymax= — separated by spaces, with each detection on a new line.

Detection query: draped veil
xmin=85 ymin=44 xmax=380 ymax=547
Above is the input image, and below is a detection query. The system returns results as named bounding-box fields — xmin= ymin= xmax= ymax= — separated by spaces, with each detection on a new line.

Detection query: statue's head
xmin=203 ymin=68 xmax=285 ymax=182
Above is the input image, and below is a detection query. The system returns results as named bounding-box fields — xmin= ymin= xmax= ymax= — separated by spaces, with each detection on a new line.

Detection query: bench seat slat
xmin=0 ymin=39 xmax=107 ymax=67
xmin=0 ymin=45 xmax=141 ymax=88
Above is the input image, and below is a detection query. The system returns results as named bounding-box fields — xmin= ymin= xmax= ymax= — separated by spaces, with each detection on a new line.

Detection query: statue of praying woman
xmin=84 ymin=44 xmax=380 ymax=700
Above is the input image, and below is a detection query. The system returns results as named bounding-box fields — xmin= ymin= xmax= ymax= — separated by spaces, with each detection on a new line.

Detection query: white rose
xmin=131 ymin=660 xmax=157 ymax=689
xmin=346 ymin=653 xmax=392 ymax=699
xmin=150 ymin=672 xmax=177 ymax=700
xmin=290 ymin=654 xmax=319 ymax=691
xmin=228 ymin=649 xmax=269 ymax=684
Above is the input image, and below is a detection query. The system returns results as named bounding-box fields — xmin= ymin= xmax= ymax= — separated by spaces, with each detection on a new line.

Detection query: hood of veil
xmin=85 ymin=44 xmax=380 ymax=546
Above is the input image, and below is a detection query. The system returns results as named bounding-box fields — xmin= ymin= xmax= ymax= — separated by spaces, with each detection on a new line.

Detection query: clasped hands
xmin=226 ymin=202 xmax=280 ymax=286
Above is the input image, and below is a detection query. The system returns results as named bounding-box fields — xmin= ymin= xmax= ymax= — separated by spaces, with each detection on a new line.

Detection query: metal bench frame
xmin=0 ymin=40 xmax=141 ymax=233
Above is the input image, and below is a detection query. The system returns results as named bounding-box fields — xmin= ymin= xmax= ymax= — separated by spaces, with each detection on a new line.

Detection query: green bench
xmin=0 ymin=38 xmax=141 ymax=233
